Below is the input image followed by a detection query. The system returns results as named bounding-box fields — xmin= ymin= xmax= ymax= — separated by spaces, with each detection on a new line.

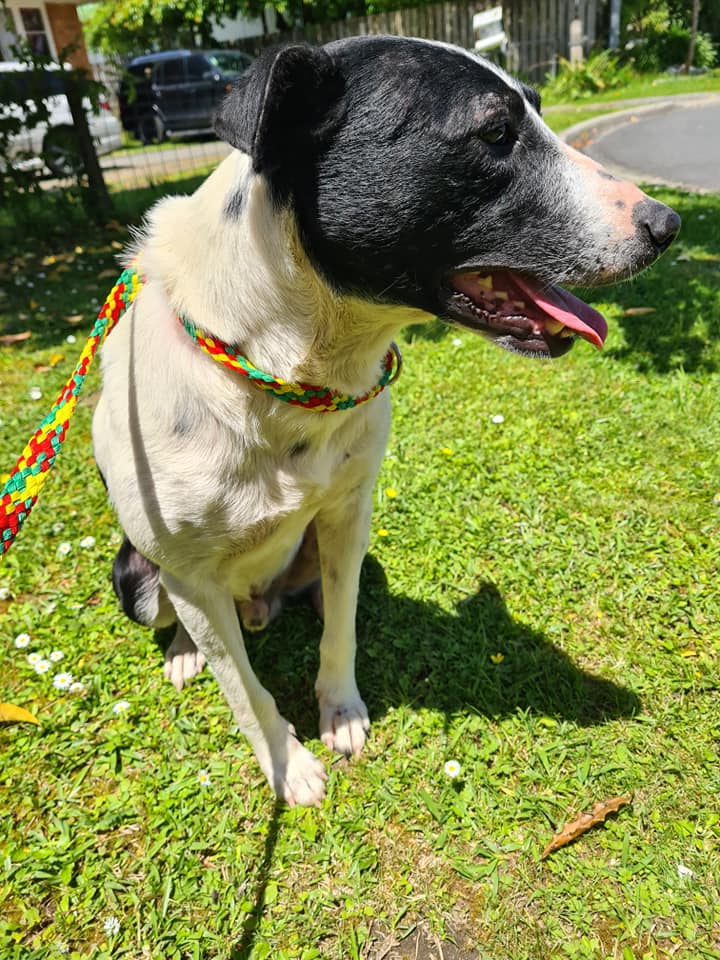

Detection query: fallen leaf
xmin=623 ymin=307 xmax=656 ymax=317
xmin=33 ymin=363 xmax=51 ymax=373
xmin=111 ymin=240 xmax=123 ymax=249
xmin=541 ymin=795 xmax=632 ymax=860
xmin=29 ymin=298 xmax=39 ymax=310
xmin=0 ymin=331 xmax=31 ymax=345
xmin=0 ymin=703 xmax=40 ymax=725
xmin=64 ymin=314 xmax=84 ymax=325
xmin=98 ymin=268 xmax=118 ymax=279
xmin=49 ymin=353 xmax=64 ymax=367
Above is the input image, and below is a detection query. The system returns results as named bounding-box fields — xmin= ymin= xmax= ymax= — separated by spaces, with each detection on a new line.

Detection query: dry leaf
xmin=29 ymin=298 xmax=39 ymax=310
xmin=49 ymin=353 xmax=64 ymax=367
xmin=623 ymin=307 xmax=656 ymax=317
xmin=0 ymin=703 xmax=40 ymax=725
xmin=0 ymin=331 xmax=31 ymax=345
xmin=98 ymin=268 xmax=118 ymax=279
xmin=541 ymin=795 xmax=632 ymax=860
xmin=64 ymin=314 xmax=84 ymax=325
xmin=33 ymin=363 xmax=51 ymax=373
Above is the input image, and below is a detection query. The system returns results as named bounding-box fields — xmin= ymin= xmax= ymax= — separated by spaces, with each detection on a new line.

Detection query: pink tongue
xmin=512 ymin=275 xmax=608 ymax=350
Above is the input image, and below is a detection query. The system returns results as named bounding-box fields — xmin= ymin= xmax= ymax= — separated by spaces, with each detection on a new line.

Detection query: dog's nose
xmin=636 ymin=199 xmax=681 ymax=253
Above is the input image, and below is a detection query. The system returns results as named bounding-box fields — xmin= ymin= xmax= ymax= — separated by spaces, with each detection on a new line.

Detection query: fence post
xmin=64 ymin=70 xmax=113 ymax=224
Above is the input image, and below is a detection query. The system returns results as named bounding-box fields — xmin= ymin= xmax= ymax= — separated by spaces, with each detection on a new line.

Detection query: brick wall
xmin=45 ymin=3 xmax=90 ymax=70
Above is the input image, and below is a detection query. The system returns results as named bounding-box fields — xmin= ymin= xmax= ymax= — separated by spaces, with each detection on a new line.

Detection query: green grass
xmin=539 ymin=68 xmax=720 ymax=106
xmin=1 ymin=188 xmax=719 ymax=959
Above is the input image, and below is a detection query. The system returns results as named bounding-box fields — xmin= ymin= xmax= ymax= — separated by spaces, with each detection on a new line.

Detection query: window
xmin=19 ymin=7 xmax=50 ymax=56
xmin=187 ymin=54 xmax=211 ymax=80
xmin=158 ymin=58 xmax=186 ymax=84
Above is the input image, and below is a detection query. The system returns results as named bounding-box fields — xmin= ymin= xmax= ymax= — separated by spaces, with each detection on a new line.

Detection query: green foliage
xmin=542 ymin=52 xmax=635 ymax=102
xmin=624 ymin=2 xmax=717 ymax=70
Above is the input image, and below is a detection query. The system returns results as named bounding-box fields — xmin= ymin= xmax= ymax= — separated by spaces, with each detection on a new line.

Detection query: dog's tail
xmin=112 ymin=537 xmax=176 ymax=628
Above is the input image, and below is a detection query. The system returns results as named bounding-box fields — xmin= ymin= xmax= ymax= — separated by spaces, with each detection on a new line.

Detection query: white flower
xmin=34 ymin=659 xmax=51 ymax=674
xmin=29 ymin=387 xmax=43 ymax=401
xmin=57 ymin=541 xmax=71 ymax=556
xmin=0 ymin=587 xmax=10 ymax=600
xmin=27 ymin=651 xmax=42 ymax=665
xmin=491 ymin=414 xmax=505 ymax=424
xmin=53 ymin=672 xmax=74 ymax=690
xmin=103 ymin=915 xmax=120 ymax=937
xmin=49 ymin=649 xmax=64 ymax=662
xmin=45 ymin=602 xmax=56 ymax=614
xmin=15 ymin=633 xmax=31 ymax=648
xmin=109 ymin=531 xmax=122 ymax=545
xmin=79 ymin=536 xmax=96 ymax=549
xmin=112 ymin=700 xmax=130 ymax=714
xmin=444 ymin=759 xmax=462 ymax=778
xmin=65 ymin=334 xmax=77 ymax=344
xmin=197 ymin=769 xmax=212 ymax=788
xmin=677 ymin=863 xmax=695 ymax=879
xmin=55 ymin=942 xmax=69 ymax=955
xmin=52 ymin=522 xmax=65 ymax=533
xmin=69 ymin=680 xmax=85 ymax=694
xmin=452 ymin=337 xmax=462 ymax=346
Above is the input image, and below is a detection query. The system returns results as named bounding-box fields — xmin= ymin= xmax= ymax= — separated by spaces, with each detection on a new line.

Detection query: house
xmin=0 ymin=1 xmax=90 ymax=70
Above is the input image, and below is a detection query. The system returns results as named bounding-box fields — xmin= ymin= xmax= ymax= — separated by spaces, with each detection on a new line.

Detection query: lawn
xmin=1 ymin=182 xmax=719 ymax=960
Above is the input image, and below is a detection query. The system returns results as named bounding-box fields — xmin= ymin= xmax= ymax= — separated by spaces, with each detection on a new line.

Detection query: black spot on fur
xmin=290 ymin=440 xmax=309 ymax=457
xmin=112 ymin=536 xmax=162 ymax=626
xmin=224 ymin=189 xmax=244 ymax=219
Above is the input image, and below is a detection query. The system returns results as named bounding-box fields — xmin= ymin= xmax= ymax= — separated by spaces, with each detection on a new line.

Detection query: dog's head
xmin=215 ymin=37 xmax=679 ymax=359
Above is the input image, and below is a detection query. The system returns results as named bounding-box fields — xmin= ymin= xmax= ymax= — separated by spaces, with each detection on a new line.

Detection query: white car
xmin=0 ymin=61 xmax=122 ymax=177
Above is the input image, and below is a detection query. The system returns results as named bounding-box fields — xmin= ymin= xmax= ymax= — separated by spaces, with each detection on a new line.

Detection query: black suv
xmin=118 ymin=49 xmax=253 ymax=143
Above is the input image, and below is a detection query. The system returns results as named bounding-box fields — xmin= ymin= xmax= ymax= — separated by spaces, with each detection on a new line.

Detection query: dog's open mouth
xmin=444 ymin=270 xmax=608 ymax=359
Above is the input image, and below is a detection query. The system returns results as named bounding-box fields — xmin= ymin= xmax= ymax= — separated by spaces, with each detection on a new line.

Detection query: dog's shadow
xmin=247 ymin=552 xmax=639 ymax=736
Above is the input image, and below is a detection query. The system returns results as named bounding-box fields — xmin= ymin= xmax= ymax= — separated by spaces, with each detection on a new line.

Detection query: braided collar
xmin=179 ymin=314 xmax=402 ymax=413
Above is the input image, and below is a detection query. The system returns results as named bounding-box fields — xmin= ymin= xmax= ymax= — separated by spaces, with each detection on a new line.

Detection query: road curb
xmin=558 ymin=92 xmax=720 ymax=193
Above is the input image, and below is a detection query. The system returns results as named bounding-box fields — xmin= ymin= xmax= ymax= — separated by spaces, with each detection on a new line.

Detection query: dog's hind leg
xmin=161 ymin=574 xmax=328 ymax=806
xmin=112 ymin=537 xmax=206 ymax=690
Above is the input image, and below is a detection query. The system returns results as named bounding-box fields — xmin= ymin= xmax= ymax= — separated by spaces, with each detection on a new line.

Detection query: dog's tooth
xmin=545 ymin=319 xmax=564 ymax=335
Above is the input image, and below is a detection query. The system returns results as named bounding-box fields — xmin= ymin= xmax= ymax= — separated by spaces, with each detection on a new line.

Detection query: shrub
xmin=625 ymin=7 xmax=717 ymax=70
xmin=542 ymin=51 xmax=636 ymax=101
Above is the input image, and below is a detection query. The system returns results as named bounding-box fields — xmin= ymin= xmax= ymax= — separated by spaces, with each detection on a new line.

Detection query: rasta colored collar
xmin=1 ymin=265 xmax=402 ymax=554
xmin=179 ymin=315 xmax=402 ymax=413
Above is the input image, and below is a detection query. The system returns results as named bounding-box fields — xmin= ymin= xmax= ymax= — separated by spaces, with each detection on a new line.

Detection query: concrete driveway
xmin=562 ymin=93 xmax=720 ymax=193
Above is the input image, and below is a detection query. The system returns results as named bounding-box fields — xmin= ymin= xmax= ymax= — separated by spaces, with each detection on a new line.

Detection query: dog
xmin=93 ymin=36 xmax=679 ymax=807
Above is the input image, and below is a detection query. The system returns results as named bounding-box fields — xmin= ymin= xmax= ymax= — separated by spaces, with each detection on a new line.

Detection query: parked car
xmin=0 ymin=61 xmax=122 ymax=177
xmin=118 ymin=49 xmax=253 ymax=144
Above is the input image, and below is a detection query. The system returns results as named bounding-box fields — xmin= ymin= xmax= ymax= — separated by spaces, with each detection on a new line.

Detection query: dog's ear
xmin=214 ymin=44 xmax=341 ymax=174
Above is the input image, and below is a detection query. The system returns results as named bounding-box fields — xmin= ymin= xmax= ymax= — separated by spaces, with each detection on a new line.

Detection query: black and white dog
xmin=95 ymin=36 xmax=679 ymax=806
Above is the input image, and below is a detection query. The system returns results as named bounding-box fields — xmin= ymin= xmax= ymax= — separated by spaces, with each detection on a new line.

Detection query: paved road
xmin=577 ymin=98 xmax=720 ymax=193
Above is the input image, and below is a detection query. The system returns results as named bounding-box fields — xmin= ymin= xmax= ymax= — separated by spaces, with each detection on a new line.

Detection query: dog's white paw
xmin=260 ymin=725 xmax=328 ymax=807
xmin=163 ymin=624 xmax=206 ymax=692
xmin=318 ymin=693 xmax=370 ymax=757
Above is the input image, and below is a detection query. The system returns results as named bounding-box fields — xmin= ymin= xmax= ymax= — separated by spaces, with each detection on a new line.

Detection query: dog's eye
xmin=480 ymin=123 xmax=510 ymax=145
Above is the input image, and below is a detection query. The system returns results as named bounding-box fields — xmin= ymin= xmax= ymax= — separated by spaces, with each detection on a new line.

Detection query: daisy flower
xmin=444 ymin=759 xmax=462 ymax=778
xmin=53 ymin=672 xmax=74 ymax=690
xmin=0 ymin=587 xmax=10 ymax=600
xmin=69 ymin=680 xmax=85 ymax=694
xmin=49 ymin=650 xmax=64 ymax=662
xmin=491 ymin=414 xmax=505 ymax=424
xmin=197 ymin=769 xmax=212 ymax=788
xmin=29 ymin=387 xmax=42 ymax=401
xmin=79 ymin=536 xmax=96 ymax=549
xmin=65 ymin=334 xmax=77 ymax=344
xmin=52 ymin=522 xmax=65 ymax=533
xmin=103 ymin=916 xmax=120 ymax=937
xmin=27 ymin=651 xmax=42 ymax=665
xmin=34 ymin=659 xmax=52 ymax=675
xmin=112 ymin=700 xmax=130 ymax=714
xmin=15 ymin=633 xmax=31 ymax=648
xmin=57 ymin=541 xmax=71 ymax=557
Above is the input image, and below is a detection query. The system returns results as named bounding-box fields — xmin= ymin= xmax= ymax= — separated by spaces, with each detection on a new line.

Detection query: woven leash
xmin=1 ymin=267 xmax=142 ymax=555
xmin=1 ymin=266 xmax=401 ymax=555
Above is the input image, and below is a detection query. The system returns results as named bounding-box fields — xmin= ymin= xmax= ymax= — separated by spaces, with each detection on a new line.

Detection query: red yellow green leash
xmin=1 ymin=266 xmax=401 ymax=555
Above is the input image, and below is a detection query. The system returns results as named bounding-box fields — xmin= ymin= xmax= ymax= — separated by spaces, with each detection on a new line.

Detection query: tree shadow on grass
xmin=574 ymin=191 xmax=719 ymax=376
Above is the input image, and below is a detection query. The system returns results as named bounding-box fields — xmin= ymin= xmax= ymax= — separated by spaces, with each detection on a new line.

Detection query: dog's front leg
xmin=314 ymin=488 xmax=373 ymax=757
xmin=162 ymin=574 xmax=328 ymax=806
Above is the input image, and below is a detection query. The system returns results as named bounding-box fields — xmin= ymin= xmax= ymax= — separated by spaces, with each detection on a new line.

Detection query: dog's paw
xmin=318 ymin=694 xmax=370 ymax=757
xmin=163 ymin=624 xmax=206 ymax=691
xmin=262 ymin=725 xmax=328 ymax=807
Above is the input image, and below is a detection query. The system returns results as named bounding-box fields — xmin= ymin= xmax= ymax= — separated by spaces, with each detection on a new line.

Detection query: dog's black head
xmin=215 ymin=37 xmax=679 ymax=359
